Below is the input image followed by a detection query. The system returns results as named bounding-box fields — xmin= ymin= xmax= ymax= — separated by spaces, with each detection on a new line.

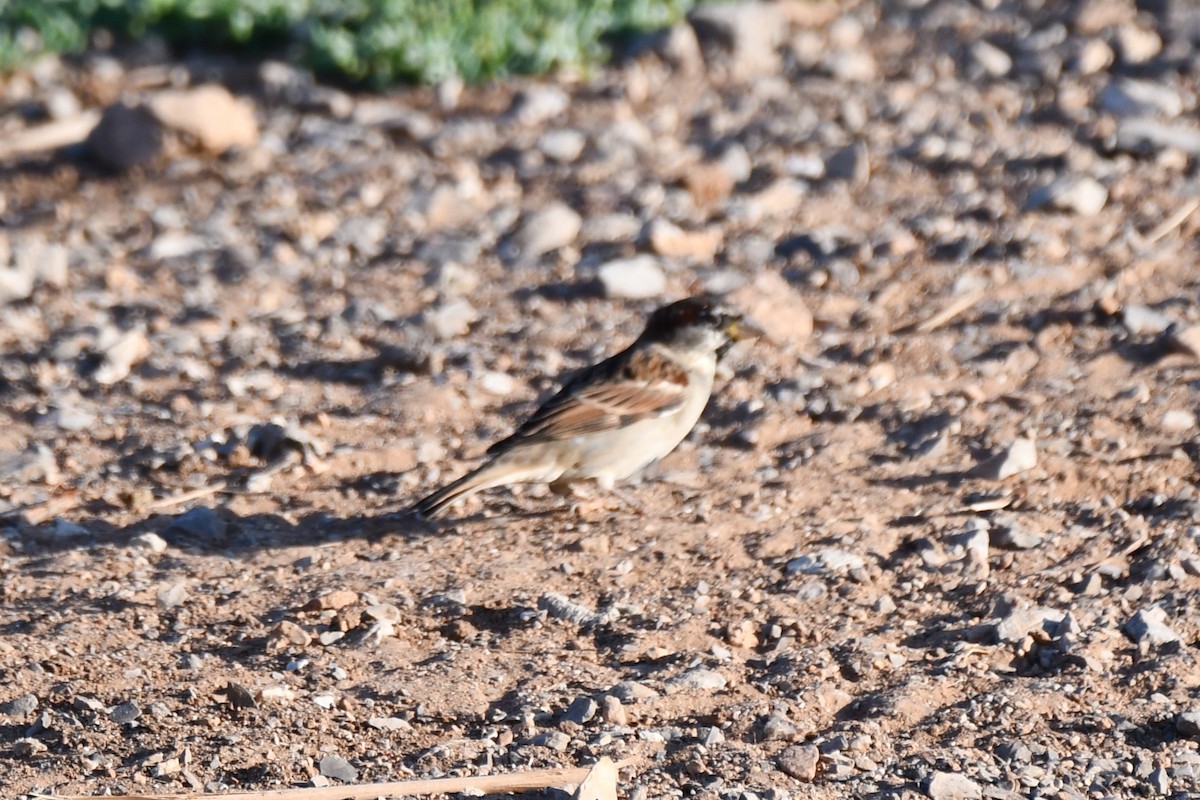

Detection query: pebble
xmin=532 ymin=730 xmax=571 ymax=751
xmin=537 ymin=129 xmax=586 ymax=163
xmin=760 ymin=712 xmax=798 ymax=741
xmin=1101 ymin=78 xmax=1182 ymax=118
xmin=110 ymin=700 xmax=141 ymax=725
xmin=601 ymin=695 xmax=628 ymax=726
xmin=646 ymin=219 xmax=723 ymax=259
xmin=562 ymin=696 xmax=598 ymax=725
xmin=132 ymin=532 xmax=169 ymax=554
xmin=92 ymin=327 xmax=151 ymax=385
xmin=925 ymin=771 xmax=982 ymax=800
xmin=149 ymin=84 xmax=259 ymax=154
xmin=597 ymin=255 xmax=667 ymax=299
xmin=1161 ymin=409 xmax=1196 ymax=432
xmin=1115 ymin=118 xmax=1200 ymax=156
xmin=1122 ymin=304 xmax=1173 ymax=336
xmin=688 ymin=2 xmax=785 ymax=79
xmin=156 ymin=581 xmax=188 ymax=609
xmin=1025 ymin=176 xmax=1107 ymax=216
xmin=825 ymin=142 xmax=870 ymax=186
xmin=778 ymin=744 xmax=820 ymax=781
xmin=989 ymin=518 xmax=1044 ymax=550
xmin=272 ymin=621 xmax=311 ymax=647
xmin=510 ymin=202 xmax=582 ymax=258
xmin=786 ymin=548 xmax=865 ymax=575
xmin=971 ymin=41 xmax=1012 ymax=77
xmin=667 ymin=667 xmax=727 ymax=691
xmin=367 ymin=716 xmax=412 ymax=731
xmin=85 ymin=103 xmax=163 ymax=171
xmin=12 ymin=738 xmax=47 ymax=757
xmin=0 ymin=694 xmax=38 ymax=717
xmin=425 ymin=299 xmax=478 ymax=340
xmin=507 ymin=85 xmax=569 ymax=126
xmin=318 ymin=754 xmax=358 ymax=783
xmin=165 ymin=507 xmax=225 ymax=541
xmin=973 ymin=438 xmax=1037 ymax=480
xmin=1177 ymin=710 xmax=1200 ymax=739
xmin=992 ymin=606 xmax=1066 ymax=645
xmin=1124 ymin=607 xmax=1180 ymax=645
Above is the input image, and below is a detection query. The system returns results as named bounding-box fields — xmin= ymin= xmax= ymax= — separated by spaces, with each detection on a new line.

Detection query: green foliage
xmin=0 ymin=0 xmax=696 ymax=84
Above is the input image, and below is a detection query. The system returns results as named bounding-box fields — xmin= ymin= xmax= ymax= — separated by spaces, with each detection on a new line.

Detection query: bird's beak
xmin=725 ymin=317 xmax=766 ymax=341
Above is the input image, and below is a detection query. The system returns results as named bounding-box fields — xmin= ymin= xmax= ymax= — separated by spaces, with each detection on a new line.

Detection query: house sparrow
xmin=411 ymin=296 xmax=763 ymax=519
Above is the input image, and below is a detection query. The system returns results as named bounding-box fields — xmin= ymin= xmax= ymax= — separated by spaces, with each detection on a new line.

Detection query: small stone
xmin=926 ymin=771 xmax=982 ymax=800
xmin=318 ymin=754 xmax=358 ymax=783
xmin=156 ymin=581 xmax=188 ymax=609
xmin=760 ymin=712 xmax=797 ymax=742
xmin=92 ymin=327 xmax=150 ymax=385
xmin=1101 ymin=78 xmax=1182 ymax=118
xmin=607 ymin=681 xmax=659 ymax=702
xmin=110 ymin=700 xmax=141 ymax=725
xmin=1124 ymin=607 xmax=1180 ymax=645
xmin=646 ymin=219 xmax=723 ymax=259
xmin=507 ymin=85 xmax=569 ymax=126
xmin=363 ymin=603 xmax=401 ymax=623
xmin=85 ymin=103 xmax=163 ymax=171
xmin=702 ymin=726 xmax=724 ymax=746
xmin=1177 ymin=711 xmax=1200 ymax=739
xmin=597 ymin=255 xmax=666 ymax=299
xmin=989 ymin=519 xmax=1044 ymax=550
xmin=825 ymin=142 xmax=869 ymax=187
xmin=367 ymin=716 xmax=412 ymax=731
xmin=600 ymin=695 xmax=627 ymax=726
xmin=667 ymin=667 xmax=727 ymax=691
xmin=164 ymin=507 xmax=225 ymax=541
xmin=12 ymin=738 xmax=47 ymax=757
xmin=993 ymin=606 xmax=1066 ymax=644
xmin=1161 ymin=409 xmax=1196 ymax=432
xmin=688 ymin=2 xmax=786 ymax=79
xmin=132 ymin=532 xmax=169 ymax=554
xmin=511 ymin=202 xmax=582 ymax=259
xmin=1122 ymin=304 xmax=1173 ymax=336
xmin=1116 ymin=25 xmax=1161 ymax=64
xmin=537 ymin=129 xmax=586 ymax=163
xmin=562 ymin=696 xmax=598 ymax=725
xmin=1026 ymin=176 xmax=1107 ymax=216
xmin=1 ymin=694 xmax=38 ymax=717
xmin=532 ymin=730 xmax=571 ymax=751
xmin=973 ymin=438 xmax=1037 ymax=480
xmin=271 ymin=621 xmax=311 ymax=648
xmin=1171 ymin=325 xmax=1200 ymax=359
xmin=1115 ymin=118 xmax=1200 ymax=156
xmin=149 ymin=84 xmax=259 ymax=154
xmin=1076 ymin=38 xmax=1114 ymax=75
xmin=778 ymin=744 xmax=819 ymax=781
xmin=971 ymin=41 xmax=1012 ymax=77
xmin=425 ymin=299 xmax=478 ymax=340
xmin=786 ymin=548 xmax=865 ymax=575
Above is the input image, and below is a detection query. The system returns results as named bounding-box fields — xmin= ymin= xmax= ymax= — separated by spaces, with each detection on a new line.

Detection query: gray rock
xmin=1122 ymin=304 xmax=1173 ymax=336
xmin=989 ymin=517 xmax=1044 ymax=550
xmin=85 ymin=103 xmax=163 ymax=171
xmin=1124 ymin=607 xmax=1180 ymax=645
xmin=156 ymin=581 xmax=189 ymax=609
xmin=562 ymin=696 xmax=598 ymax=725
xmin=993 ymin=607 xmax=1067 ymax=644
xmin=972 ymin=41 xmax=1012 ymax=77
xmin=601 ymin=695 xmax=627 ymax=725
xmin=760 ymin=712 xmax=797 ymax=741
xmin=318 ymin=754 xmax=358 ymax=783
xmin=537 ymin=129 xmax=586 ymax=163
xmin=132 ymin=532 xmax=169 ymax=554
xmin=0 ymin=694 xmax=38 ymax=717
xmin=1177 ymin=710 xmax=1200 ymax=739
xmin=778 ymin=744 xmax=819 ymax=780
xmin=1101 ymin=78 xmax=1182 ymax=118
xmin=786 ymin=548 xmax=865 ymax=575
xmin=507 ymin=85 xmax=569 ymax=126
xmin=425 ymin=299 xmax=478 ymax=340
xmin=532 ymin=730 xmax=570 ymax=751
xmin=1116 ymin=118 xmax=1200 ymax=155
xmin=511 ymin=202 xmax=582 ymax=258
xmin=688 ymin=2 xmax=785 ymax=79
xmin=1026 ymin=176 xmax=1108 ymax=216
xmin=668 ymin=667 xmax=727 ymax=691
xmin=597 ymin=255 xmax=666 ymax=299
xmin=926 ymin=771 xmax=982 ymax=800
xmin=825 ymin=142 xmax=870 ymax=186
xmin=110 ymin=700 xmax=141 ymax=724
xmin=973 ymin=438 xmax=1037 ymax=480
xmin=165 ymin=507 xmax=225 ymax=541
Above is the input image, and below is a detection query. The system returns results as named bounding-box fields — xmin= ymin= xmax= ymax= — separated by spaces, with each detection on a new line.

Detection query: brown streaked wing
xmin=487 ymin=347 xmax=689 ymax=454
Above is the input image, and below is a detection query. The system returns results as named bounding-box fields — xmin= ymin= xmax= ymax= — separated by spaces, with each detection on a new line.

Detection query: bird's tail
xmin=410 ymin=460 xmax=529 ymax=519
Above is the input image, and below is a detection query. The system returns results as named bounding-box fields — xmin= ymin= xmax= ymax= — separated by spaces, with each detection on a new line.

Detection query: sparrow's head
xmin=639 ymin=296 xmax=763 ymax=358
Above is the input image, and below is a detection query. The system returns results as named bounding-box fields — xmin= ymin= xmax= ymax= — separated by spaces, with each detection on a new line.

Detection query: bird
xmin=410 ymin=295 xmax=763 ymax=519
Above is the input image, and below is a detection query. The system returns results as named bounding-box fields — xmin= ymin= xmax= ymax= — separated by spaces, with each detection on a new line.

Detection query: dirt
xmin=3 ymin=1 xmax=1200 ymax=798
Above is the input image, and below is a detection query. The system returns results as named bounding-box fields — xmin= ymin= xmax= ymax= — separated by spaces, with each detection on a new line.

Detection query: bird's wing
xmin=487 ymin=346 xmax=689 ymax=454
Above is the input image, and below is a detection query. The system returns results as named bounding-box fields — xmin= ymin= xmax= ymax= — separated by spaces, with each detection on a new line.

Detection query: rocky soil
xmin=3 ymin=1 xmax=1200 ymax=798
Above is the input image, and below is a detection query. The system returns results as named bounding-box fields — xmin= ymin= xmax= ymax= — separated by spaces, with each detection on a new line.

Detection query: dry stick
xmin=141 ymin=483 xmax=229 ymax=512
xmin=914 ymin=288 xmax=986 ymax=334
xmin=55 ymin=761 xmax=608 ymax=800
xmin=1143 ymin=197 xmax=1200 ymax=246
xmin=0 ymin=111 xmax=100 ymax=160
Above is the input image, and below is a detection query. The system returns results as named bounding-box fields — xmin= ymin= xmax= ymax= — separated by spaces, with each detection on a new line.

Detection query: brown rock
xmin=647 ymin=219 xmax=723 ymax=259
xmin=778 ymin=744 xmax=820 ymax=780
xmin=302 ymin=590 xmax=359 ymax=612
xmin=149 ymin=85 xmax=259 ymax=154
